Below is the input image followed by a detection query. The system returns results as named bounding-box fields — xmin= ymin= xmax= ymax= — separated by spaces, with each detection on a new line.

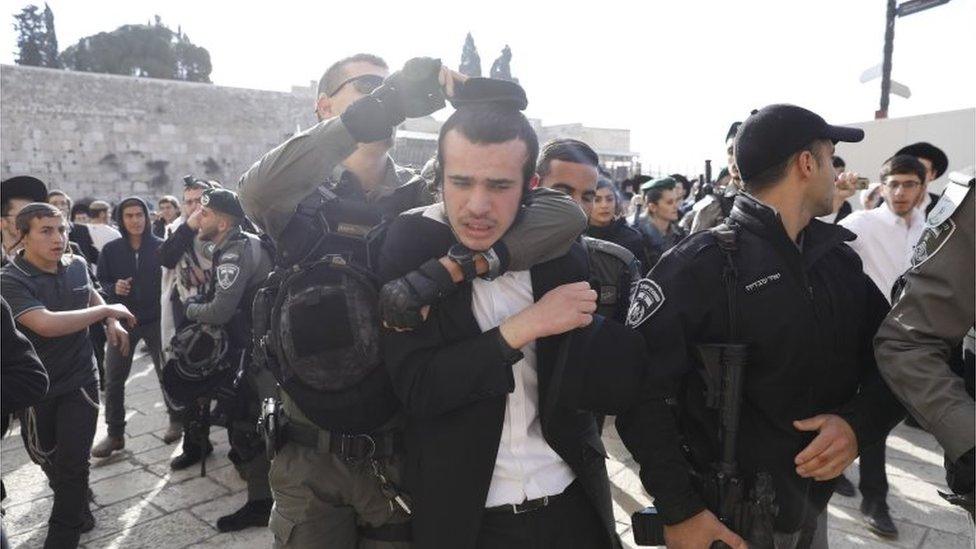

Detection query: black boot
xmin=834 ymin=474 xmax=856 ymax=497
xmin=169 ymin=443 xmax=213 ymax=471
xmin=81 ymin=506 xmax=96 ymax=533
xmin=216 ymin=498 xmax=273 ymax=533
xmin=861 ymin=497 xmax=898 ymax=539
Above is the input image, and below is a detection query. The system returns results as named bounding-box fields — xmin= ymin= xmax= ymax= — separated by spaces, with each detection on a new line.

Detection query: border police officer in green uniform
xmin=184 ymin=188 xmax=276 ymax=532
xmin=876 ymin=168 xmax=975 ymax=518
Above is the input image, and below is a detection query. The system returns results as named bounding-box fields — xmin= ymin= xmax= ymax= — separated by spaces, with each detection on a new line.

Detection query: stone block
xmin=1 ymin=445 xmax=31 ymax=475
xmin=89 ymin=469 xmax=164 ymax=506
xmin=187 ymin=528 xmax=273 ymax=549
xmin=79 ymin=494 xmax=165 ymax=544
xmin=148 ymin=475 xmax=229 ymax=512
xmin=2 ymin=494 xmax=53 ymax=537
xmin=85 ymin=510 xmax=215 ymax=549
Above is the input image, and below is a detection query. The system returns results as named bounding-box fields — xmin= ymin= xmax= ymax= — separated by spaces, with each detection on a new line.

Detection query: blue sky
xmin=4 ymin=0 xmax=974 ymax=175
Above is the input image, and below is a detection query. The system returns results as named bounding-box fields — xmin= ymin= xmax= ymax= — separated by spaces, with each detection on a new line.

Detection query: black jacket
xmin=587 ymin=217 xmax=651 ymax=274
xmin=1 ymin=297 xmax=48 ymax=432
xmin=380 ymin=212 xmax=653 ymax=549
xmin=624 ymin=193 xmax=904 ymax=534
xmin=68 ymin=222 xmax=98 ymax=264
xmin=97 ymin=197 xmax=162 ymax=324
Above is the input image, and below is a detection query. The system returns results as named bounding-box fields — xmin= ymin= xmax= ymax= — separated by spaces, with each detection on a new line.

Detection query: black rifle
xmin=631 ymin=224 xmax=776 ymax=548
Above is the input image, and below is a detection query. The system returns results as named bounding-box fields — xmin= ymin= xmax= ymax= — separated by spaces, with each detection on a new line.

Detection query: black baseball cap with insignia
xmin=734 ymin=104 xmax=864 ymax=182
xmin=200 ymin=188 xmax=245 ymax=219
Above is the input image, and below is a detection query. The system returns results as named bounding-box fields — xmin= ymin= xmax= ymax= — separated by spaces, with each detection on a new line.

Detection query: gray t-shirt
xmin=1 ymin=252 xmax=98 ymax=398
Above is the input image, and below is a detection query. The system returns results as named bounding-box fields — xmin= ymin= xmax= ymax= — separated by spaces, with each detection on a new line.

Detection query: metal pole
xmin=878 ymin=0 xmax=897 ymax=119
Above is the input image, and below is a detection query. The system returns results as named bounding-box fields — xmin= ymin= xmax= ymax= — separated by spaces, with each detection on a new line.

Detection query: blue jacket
xmin=97 ymin=196 xmax=162 ymax=324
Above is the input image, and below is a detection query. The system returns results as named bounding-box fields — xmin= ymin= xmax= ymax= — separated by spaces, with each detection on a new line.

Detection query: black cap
xmin=734 ymin=104 xmax=864 ymax=182
xmin=200 ymin=188 xmax=245 ymax=219
xmin=449 ymin=78 xmax=528 ymax=111
xmin=896 ymin=142 xmax=948 ymax=179
xmin=2 ymin=176 xmax=48 ymax=204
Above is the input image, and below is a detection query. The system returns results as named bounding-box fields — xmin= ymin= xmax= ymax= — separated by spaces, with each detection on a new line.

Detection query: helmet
xmin=170 ymin=323 xmax=231 ymax=381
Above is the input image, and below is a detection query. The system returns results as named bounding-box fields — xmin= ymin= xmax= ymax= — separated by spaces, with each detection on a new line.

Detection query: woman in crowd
xmin=636 ymin=177 xmax=687 ymax=268
xmin=586 ymin=178 xmax=650 ymax=272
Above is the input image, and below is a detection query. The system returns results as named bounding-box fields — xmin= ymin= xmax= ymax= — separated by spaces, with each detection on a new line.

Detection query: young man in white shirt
xmin=840 ymin=155 xmax=928 ymax=303
xmin=835 ymin=153 xmax=928 ymax=540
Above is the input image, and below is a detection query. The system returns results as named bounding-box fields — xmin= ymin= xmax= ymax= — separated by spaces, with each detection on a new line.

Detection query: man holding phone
xmin=92 ymin=196 xmax=171 ymax=458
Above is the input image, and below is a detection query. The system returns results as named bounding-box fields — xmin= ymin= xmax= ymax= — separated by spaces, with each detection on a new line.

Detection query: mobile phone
xmin=854 ymin=177 xmax=870 ymax=190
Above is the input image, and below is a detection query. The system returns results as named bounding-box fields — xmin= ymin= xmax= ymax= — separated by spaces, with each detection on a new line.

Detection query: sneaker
xmin=216 ymin=499 xmax=273 ymax=532
xmin=162 ymin=422 xmax=183 ymax=444
xmin=834 ymin=474 xmax=856 ymax=497
xmin=91 ymin=436 xmax=124 ymax=459
xmin=169 ymin=443 xmax=213 ymax=471
xmin=861 ymin=498 xmax=898 ymax=539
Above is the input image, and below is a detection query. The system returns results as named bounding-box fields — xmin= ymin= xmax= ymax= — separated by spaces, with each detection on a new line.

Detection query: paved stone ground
xmin=2 ymin=351 xmax=973 ymax=548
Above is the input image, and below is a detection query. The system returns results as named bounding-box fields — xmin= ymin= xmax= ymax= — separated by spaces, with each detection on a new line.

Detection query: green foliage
xmin=60 ymin=16 xmax=212 ymax=82
xmin=13 ymin=3 xmax=61 ymax=68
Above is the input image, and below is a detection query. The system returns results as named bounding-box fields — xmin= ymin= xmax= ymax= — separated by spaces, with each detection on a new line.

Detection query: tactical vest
xmin=582 ymin=236 xmax=640 ymax=322
xmin=252 ymin=176 xmax=430 ymax=433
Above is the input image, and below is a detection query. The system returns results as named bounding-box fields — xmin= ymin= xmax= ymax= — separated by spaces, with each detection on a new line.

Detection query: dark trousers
xmin=103 ymin=321 xmax=175 ymax=437
xmin=859 ymin=435 xmax=890 ymax=502
xmin=19 ymin=381 xmax=99 ymax=549
xmin=476 ymin=481 xmax=612 ymax=549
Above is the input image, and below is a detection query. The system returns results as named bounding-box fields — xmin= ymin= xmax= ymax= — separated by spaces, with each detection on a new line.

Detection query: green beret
xmin=200 ymin=188 xmax=245 ymax=219
xmin=640 ymin=177 xmax=677 ymax=193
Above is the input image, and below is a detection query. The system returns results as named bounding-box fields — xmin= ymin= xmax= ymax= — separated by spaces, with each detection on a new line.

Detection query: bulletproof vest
xmin=581 ymin=236 xmax=639 ymax=322
xmin=206 ymin=231 xmax=273 ymax=351
xmin=253 ymin=175 xmax=429 ymax=433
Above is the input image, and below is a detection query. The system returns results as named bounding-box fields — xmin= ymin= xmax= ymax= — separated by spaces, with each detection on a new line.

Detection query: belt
xmin=484 ymin=480 xmax=581 ymax=515
xmin=283 ymin=420 xmax=402 ymax=460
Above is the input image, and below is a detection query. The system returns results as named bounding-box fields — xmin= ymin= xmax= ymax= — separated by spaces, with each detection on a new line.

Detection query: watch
xmin=479 ymin=247 xmax=502 ymax=281
xmin=447 ymin=243 xmax=478 ymax=281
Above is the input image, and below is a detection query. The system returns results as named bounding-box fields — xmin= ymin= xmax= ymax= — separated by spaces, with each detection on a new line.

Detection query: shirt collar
xmin=12 ymin=250 xmax=70 ymax=277
xmin=331 ymin=156 xmax=407 ymax=203
xmin=878 ymin=202 xmax=923 ymax=228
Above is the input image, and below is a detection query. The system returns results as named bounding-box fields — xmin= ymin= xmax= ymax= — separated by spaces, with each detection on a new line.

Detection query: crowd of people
xmin=0 ymin=52 xmax=973 ymax=549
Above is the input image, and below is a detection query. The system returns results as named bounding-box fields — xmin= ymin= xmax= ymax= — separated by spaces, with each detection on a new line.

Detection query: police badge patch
xmin=217 ymin=263 xmax=240 ymax=290
xmin=626 ymin=278 xmax=665 ymax=329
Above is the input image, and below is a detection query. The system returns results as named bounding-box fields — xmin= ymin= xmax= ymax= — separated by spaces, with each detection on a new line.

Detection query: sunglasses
xmin=327 ymin=74 xmax=384 ymax=98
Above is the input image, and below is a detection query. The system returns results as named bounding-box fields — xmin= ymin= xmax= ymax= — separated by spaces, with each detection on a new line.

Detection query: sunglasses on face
xmin=327 ymin=74 xmax=384 ymax=98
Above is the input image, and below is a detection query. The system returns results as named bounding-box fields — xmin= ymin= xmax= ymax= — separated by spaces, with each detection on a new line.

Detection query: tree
xmin=459 ymin=32 xmax=482 ymax=77
xmin=13 ymin=3 xmax=60 ymax=68
xmin=60 ymin=17 xmax=212 ymax=82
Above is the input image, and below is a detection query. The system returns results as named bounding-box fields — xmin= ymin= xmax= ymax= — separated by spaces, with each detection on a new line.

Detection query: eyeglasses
xmin=883 ymin=180 xmax=921 ymax=191
xmin=327 ymin=74 xmax=384 ymax=98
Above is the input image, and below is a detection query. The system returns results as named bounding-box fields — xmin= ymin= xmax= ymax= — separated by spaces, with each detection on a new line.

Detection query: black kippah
xmin=449 ymin=78 xmax=528 ymax=111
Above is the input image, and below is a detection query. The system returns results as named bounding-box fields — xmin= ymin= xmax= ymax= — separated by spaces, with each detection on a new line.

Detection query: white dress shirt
xmin=839 ymin=204 xmax=925 ymax=303
xmin=87 ymin=223 xmax=121 ymax=252
xmin=471 ymin=270 xmax=576 ymax=507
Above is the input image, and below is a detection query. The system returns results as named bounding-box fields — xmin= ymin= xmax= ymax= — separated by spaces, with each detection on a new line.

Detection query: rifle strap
xmin=710 ymin=222 xmax=740 ymax=342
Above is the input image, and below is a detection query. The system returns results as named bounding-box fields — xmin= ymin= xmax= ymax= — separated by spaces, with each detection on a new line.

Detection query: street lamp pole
xmin=877 ymin=0 xmax=897 ymax=119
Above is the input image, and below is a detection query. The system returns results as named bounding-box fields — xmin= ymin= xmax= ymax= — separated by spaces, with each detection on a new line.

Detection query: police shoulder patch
xmin=625 ymin=278 xmax=666 ymax=329
xmin=216 ymin=263 xmax=240 ymax=290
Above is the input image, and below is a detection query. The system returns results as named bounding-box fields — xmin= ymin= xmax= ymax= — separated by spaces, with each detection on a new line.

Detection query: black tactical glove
xmin=380 ymin=258 xmax=457 ymax=330
xmin=941 ymin=448 xmax=976 ymax=520
xmin=341 ymin=57 xmax=445 ymax=143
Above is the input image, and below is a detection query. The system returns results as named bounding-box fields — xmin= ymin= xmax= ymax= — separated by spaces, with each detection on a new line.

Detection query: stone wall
xmin=1 ymin=64 xmax=315 ymax=203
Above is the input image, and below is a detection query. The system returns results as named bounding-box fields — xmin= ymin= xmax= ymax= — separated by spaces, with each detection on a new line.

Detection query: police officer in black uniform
xmin=176 ymin=188 xmax=276 ymax=532
xmin=621 ymin=105 xmax=905 ymax=548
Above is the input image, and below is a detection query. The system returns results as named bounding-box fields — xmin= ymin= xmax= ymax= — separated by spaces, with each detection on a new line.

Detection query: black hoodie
xmin=96 ymin=196 xmax=162 ymax=324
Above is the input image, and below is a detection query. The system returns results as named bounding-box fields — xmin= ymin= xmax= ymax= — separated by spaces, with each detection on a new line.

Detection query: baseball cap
xmin=734 ymin=104 xmax=864 ymax=182
xmin=200 ymin=187 xmax=245 ymax=219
